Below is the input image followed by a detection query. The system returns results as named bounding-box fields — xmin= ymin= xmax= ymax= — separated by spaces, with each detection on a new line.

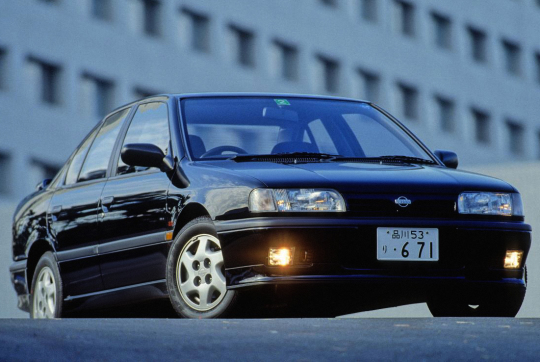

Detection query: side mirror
xmin=36 ymin=179 xmax=52 ymax=191
xmin=434 ymin=150 xmax=458 ymax=169
xmin=121 ymin=143 xmax=174 ymax=172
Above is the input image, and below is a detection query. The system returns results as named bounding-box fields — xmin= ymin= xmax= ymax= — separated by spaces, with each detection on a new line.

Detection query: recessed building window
xmin=28 ymin=57 xmax=62 ymax=105
xmin=82 ymin=73 xmax=115 ymax=119
xmin=91 ymin=0 xmax=113 ymax=21
xmin=143 ymin=0 xmax=161 ymax=36
xmin=502 ymin=39 xmax=522 ymax=76
xmin=398 ymin=83 xmax=419 ymax=120
xmin=472 ymin=108 xmax=490 ymax=145
xmin=535 ymin=52 xmax=540 ymax=84
xmin=395 ymin=0 xmax=415 ymax=37
xmin=361 ymin=0 xmax=377 ymax=22
xmin=468 ymin=26 xmax=488 ymax=63
xmin=183 ymin=9 xmax=210 ymax=53
xmin=38 ymin=0 xmax=59 ymax=4
xmin=274 ymin=41 xmax=299 ymax=81
xmin=320 ymin=0 xmax=338 ymax=8
xmin=133 ymin=87 xmax=161 ymax=99
xmin=537 ymin=131 xmax=540 ymax=159
xmin=359 ymin=69 xmax=380 ymax=103
xmin=230 ymin=25 xmax=255 ymax=68
xmin=31 ymin=158 xmax=60 ymax=183
xmin=432 ymin=12 xmax=452 ymax=50
xmin=435 ymin=96 xmax=455 ymax=133
xmin=318 ymin=55 xmax=340 ymax=93
xmin=0 ymin=48 xmax=6 ymax=90
xmin=0 ymin=152 xmax=11 ymax=195
xmin=506 ymin=120 xmax=524 ymax=156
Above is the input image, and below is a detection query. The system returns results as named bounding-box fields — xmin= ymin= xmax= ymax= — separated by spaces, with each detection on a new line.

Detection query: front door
xmin=99 ymin=101 xmax=172 ymax=290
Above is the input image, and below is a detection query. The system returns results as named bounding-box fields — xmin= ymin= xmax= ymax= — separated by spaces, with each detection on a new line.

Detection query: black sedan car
xmin=10 ymin=94 xmax=530 ymax=318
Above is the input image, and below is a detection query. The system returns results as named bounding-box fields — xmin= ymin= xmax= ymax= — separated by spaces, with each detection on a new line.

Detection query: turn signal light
xmin=504 ymin=250 xmax=523 ymax=269
xmin=269 ymin=247 xmax=295 ymax=266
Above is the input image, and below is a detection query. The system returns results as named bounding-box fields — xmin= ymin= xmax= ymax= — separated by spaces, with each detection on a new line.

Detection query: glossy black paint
xmin=10 ymin=93 xmax=532 ymax=315
xmin=434 ymin=150 xmax=459 ymax=169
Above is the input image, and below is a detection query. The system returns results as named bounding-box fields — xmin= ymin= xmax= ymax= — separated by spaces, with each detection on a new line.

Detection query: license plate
xmin=377 ymin=227 xmax=439 ymax=261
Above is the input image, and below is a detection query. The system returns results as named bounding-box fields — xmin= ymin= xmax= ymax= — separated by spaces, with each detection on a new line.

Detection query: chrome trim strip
xmin=9 ymin=260 xmax=27 ymax=273
xmin=57 ymin=245 xmax=97 ymax=262
xmin=64 ymin=279 xmax=166 ymax=301
xmin=57 ymin=231 xmax=167 ymax=262
xmin=98 ymin=231 xmax=166 ymax=254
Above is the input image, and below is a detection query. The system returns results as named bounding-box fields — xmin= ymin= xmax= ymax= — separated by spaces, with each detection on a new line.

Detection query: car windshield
xmin=181 ymin=97 xmax=433 ymax=161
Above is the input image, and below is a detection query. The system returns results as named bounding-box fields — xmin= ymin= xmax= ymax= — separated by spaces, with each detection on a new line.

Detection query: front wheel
xmin=166 ymin=217 xmax=237 ymax=318
xmin=30 ymin=252 xmax=63 ymax=319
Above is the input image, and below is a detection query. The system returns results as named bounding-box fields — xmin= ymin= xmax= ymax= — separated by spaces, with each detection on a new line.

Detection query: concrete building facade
xmin=0 ymin=0 xmax=539 ymax=317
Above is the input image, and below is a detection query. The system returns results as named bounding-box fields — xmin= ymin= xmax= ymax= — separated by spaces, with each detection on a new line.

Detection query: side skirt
xmin=63 ymin=279 xmax=169 ymax=313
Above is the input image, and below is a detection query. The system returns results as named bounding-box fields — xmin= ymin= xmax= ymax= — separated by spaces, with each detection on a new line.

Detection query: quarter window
xmin=78 ymin=108 xmax=130 ymax=182
xmin=117 ymin=102 xmax=170 ymax=175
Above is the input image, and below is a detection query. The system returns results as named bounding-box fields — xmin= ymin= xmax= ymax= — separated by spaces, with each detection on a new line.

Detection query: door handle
xmin=100 ymin=196 xmax=114 ymax=217
xmin=101 ymin=196 xmax=114 ymax=205
xmin=51 ymin=205 xmax=62 ymax=213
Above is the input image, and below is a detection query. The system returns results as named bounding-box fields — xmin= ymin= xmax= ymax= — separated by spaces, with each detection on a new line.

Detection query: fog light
xmin=504 ymin=250 xmax=523 ymax=269
xmin=268 ymin=247 xmax=295 ymax=266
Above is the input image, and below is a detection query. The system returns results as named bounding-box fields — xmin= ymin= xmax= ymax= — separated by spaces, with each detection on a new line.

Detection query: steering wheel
xmin=200 ymin=145 xmax=248 ymax=158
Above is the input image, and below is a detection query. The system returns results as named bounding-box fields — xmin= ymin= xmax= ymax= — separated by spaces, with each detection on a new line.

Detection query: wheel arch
xmin=173 ymin=202 xmax=211 ymax=238
xmin=26 ymin=239 xmax=55 ymax=293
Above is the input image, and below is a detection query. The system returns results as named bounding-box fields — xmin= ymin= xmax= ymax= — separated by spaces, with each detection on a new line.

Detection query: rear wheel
xmin=428 ymin=266 xmax=527 ymax=317
xmin=30 ymin=252 xmax=63 ymax=319
xmin=166 ymin=217 xmax=237 ymax=318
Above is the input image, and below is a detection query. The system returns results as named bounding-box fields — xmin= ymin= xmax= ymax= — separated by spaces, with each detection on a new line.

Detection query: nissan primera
xmin=10 ymin=94 xmax=531 ymax=318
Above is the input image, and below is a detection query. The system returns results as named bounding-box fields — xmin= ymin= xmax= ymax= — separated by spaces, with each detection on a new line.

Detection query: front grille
xmin=346 ymin=194 xmax=457 ymax=218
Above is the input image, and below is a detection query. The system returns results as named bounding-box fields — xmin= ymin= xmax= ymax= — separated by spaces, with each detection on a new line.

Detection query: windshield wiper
xmin=232 ymin=152 xmax=341 ymax=162
xmin=333 ymin=155 xmax=437 ymax=165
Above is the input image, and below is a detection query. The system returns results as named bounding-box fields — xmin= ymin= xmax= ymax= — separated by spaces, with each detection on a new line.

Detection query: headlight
xmin=457 ymin=192 xmax=523 ymax=216
xmin=249 ymin=188 xmax=346 ymax=212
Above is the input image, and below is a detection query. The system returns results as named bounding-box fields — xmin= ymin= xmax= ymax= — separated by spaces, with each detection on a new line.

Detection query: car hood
xmin=206 ymin=161 xmax=516 ymax=195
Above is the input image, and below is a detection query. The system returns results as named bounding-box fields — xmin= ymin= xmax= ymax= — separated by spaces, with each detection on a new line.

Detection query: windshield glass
xmin=181 ymin=97 xmax=432 ymax=161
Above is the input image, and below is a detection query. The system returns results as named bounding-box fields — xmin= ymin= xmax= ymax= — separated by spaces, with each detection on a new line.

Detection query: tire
xmin=30 ymin=252 xmax=63 ymax=319
xmin=427 ymin=266 xmax=527 ymax=317
xmin=166 ymin=217 xmax=237 ymax=318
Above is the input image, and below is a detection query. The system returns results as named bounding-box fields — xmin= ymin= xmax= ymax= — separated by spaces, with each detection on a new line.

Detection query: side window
xmin=78 ymin=108 xmax=130 ymax=182
xmin=65 ymin=127 xmax=100 ymax=185
xmin=117 ymin=102 xmax=170 ymax=175
xmin=49 ymin=163 xmax=68 ymax=189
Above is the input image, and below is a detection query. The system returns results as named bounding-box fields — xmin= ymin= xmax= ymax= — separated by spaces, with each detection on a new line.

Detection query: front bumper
xmin=216 ymin=217 xmax=531 ymax=291
xmin=9 ymin=260 xmax=29 ymax=312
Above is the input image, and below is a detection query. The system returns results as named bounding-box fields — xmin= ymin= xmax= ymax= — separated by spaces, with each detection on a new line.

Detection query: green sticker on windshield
xmin=274 ymin=99 xmax=290 ymax=106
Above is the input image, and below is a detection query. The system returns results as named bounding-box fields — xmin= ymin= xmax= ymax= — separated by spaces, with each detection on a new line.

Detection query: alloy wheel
xmin=176 ymin=234 xmax=227 ymax=311
xmin=33 ymin=266 xmax=57 ymax=319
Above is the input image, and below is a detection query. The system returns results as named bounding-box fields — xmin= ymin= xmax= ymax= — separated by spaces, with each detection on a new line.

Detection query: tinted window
xmin=182 ymin=97 xmax=431 ymax=160
xmin=117 ymin=102 xmax=170 ymax=175
xmin=342 ymin=113 xmax=414 ymax=156
xmin=65 ymin=126 xmax=100 ymax=185
xmin=307 ymin=119 xmax=338 ymax=155
xmin=78 ymin=108 xmax=130 ymax=182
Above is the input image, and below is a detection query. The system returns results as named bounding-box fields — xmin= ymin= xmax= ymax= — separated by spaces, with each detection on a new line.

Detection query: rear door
xmin=50 ymin=108 xmax=131 ymax=296
xmin=99 ymin=101 xmax=172 ymax=290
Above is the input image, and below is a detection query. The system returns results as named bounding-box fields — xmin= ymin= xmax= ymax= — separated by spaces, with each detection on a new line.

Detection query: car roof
xmin=104 ymin=92 xmax=371 ymax=121
xmin=172 ymin=92 xmax=370 ymax=104
xmin=130 ymin=92 xmax=369 ymax=104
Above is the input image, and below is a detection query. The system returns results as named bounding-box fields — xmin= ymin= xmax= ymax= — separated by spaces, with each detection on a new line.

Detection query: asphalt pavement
xmin=0 ymin=318 xmax=538 ymax=361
